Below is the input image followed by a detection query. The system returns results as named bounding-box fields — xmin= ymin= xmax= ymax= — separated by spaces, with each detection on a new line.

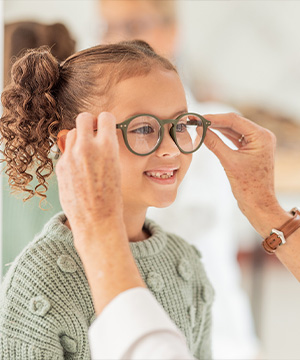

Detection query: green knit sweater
xmin=0 ymin=212 xmax=214 ymax=359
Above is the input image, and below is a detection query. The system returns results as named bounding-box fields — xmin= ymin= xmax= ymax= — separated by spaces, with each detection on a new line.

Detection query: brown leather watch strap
xmin=262 ymin=208 xmax=300 ymax=254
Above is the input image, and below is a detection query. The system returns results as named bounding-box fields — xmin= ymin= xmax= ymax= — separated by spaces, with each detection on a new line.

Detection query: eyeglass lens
xmin=126 ymin=114 xmax=204 ymax=155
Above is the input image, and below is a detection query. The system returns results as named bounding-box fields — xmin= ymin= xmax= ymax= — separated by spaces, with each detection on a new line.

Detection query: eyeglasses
xmin=116 ymin=113 xmax=211 ymax=156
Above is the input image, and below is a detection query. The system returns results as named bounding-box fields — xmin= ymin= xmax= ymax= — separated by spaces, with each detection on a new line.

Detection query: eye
xmin=130 ymin=125 xmax=155 ymax=135
xmin=175 ymin=123 xmax=187 ymax=133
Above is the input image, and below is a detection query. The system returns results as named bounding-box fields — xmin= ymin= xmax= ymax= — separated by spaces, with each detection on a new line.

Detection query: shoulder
xmin=145 ymin=217 xmax=204 ymax=269
xmin=153 ymin=221 xmax=214 ymax=291
xmin=145 ymin=217 xmax=203 ymax=258
xmin=166 ymin=229 xmax=204 ymax=260
xmin=1 ymin=212 xmax=82 ymax=295
xmin=145 ymin=218 xmax=215 ymax=304
xmin=0 ymin=212 xmax=93 ymax=356
xmin=167 ymin=231 xmax=215 ymax=306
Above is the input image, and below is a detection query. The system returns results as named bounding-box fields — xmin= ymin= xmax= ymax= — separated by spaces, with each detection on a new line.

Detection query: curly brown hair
xmin=0 ymin=40 xmax=177 ymax=202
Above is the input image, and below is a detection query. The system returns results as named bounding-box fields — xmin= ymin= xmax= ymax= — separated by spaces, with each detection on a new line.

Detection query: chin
xmin=151 ymin=193 xmax=177 ymax=208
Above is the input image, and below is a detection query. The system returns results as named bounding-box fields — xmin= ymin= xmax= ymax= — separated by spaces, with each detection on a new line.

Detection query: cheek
xmin=117 ymin=133 xmax=146 ymax=183
xmin=184 ymin=153 xmax=193 ymax=169
xmin=117 ymin=131 xmax=126 ymax=156
xmin=117 ymin=134 xmax=132 ymax=179
xmin=180 ymin=154 xmax=193 ymax=180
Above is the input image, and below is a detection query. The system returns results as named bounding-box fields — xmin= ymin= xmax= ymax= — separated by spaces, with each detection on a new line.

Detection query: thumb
xmin=204 ymin=129 xmax=233 ymax=167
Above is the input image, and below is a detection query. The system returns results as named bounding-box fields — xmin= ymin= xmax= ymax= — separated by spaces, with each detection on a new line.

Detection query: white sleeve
xmin=89 ymin=287 xmax=194 ymax=360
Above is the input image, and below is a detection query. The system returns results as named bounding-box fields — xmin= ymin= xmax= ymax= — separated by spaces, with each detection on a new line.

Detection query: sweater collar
xmin=129 ymin=218 xmax=168 ymax=259
xmin=41 ymin=212 xmax=168 ymax=259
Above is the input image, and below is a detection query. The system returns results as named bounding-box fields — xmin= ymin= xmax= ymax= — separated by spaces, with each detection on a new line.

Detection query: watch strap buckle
xmin=271 ymin=229 xmax=286 ymax=245
xmin=262 ymin=207 xmax=300 ymax=254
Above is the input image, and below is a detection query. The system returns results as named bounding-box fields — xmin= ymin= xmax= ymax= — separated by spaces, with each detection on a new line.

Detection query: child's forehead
xmin=106 ymin=70 xmax=187 ymax=119
xmin=113 ymin=68 xmax=183 ymax=94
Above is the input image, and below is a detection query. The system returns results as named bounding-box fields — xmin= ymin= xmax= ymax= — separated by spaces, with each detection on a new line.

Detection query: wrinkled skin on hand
xmin=203 ymin=112 xmax=282 ymax=234
xmin=56 ymin=112 xmax=146 ymax=314
xmin=56 ymin=112 xmax=123 ymax=237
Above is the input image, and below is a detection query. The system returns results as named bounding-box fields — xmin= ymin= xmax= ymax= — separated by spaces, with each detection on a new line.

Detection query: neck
xmin=122 ymin=205 xmax=149 ymax=242
xmin=64 ymin=206 xmax=149 ymax=243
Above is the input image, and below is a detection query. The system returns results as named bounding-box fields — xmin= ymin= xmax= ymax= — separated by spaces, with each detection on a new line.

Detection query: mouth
xmin=144 ymin=168 xmax=179 ymax=184
xmin=145 ymin=170 xmax=176 ymax=179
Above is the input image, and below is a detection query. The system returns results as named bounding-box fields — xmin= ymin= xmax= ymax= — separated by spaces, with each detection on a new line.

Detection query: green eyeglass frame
xmin=116 ymin=112 xmax=211 ymax=156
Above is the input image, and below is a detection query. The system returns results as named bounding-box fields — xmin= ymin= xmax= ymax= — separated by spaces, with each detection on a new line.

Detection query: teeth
xmin=146 ymin=171 xmax=174 ymax=179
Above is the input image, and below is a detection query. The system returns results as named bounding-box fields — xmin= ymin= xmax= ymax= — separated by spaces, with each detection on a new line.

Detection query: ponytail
xmin=0 ymin=47 xmax=61 ymax=202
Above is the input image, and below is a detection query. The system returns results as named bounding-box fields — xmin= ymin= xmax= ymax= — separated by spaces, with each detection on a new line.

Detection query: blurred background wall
xmin=2 ymin=1 xmax=300 ymax=359
xmin=179 ymin=1 xmax=300 ymax=120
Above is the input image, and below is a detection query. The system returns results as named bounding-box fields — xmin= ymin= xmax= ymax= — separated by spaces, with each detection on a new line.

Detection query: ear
xmin=57 ymin=129 xmax=70 ymax=153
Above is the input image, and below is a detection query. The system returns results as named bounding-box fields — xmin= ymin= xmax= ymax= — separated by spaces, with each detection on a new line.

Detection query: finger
xmin=203 ymin=112 xmax=262 ymax=136
xmin=64 ymin=128 xmax=77 ymax=152
xmin=97 ymin=112 xmax=121 ymax=180
xmin=214 ymin=128 xmax=246 ymax=148
xmin=97 ymin=112 xmax=118 ymax=143
xmin=204 ymin=128 xmax=235 ymax=167
xmin=76 ymin=112 xmax=97 ymax=142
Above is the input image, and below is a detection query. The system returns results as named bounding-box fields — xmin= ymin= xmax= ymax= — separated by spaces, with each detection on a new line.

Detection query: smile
xmin=144 ymin=168 xmax=179 ymax=185
xmin=145 ymin=171 xmax=174 ymax=179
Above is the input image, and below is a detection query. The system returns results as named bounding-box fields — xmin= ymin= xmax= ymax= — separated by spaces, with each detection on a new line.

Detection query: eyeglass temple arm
xmin=183 ymin=119 xmax=211 ymax=127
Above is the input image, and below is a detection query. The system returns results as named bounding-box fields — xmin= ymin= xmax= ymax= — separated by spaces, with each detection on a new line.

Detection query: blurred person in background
xmin=98 ymin=1 xmax=260 ymax=358
xmin=4 ymin=21 xmax=76 ymax=86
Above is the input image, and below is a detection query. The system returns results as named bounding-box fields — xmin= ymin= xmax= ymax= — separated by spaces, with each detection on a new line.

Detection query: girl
xmin=0 ymin=40 xmax=213 ymax=359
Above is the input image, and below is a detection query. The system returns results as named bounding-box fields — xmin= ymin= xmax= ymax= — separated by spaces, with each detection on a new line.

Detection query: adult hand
xmin=56 ymin=112 xmax=144 ymax=315
xmin=203 ymin=112 xmax=289 ymax=237
xmin=56 ymin=111 xmax=124 ymax=242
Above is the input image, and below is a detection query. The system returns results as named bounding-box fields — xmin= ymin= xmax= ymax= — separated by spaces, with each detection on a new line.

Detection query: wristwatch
xmin=262 ymin=207 xmax=300 ymax=254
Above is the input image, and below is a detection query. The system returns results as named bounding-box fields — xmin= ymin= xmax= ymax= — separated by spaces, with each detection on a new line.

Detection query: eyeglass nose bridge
xmin=159 ymin=119 xmax=179 ymax=146
xmin=160 ymin=119 xmax=177 ymax=125
xmin=158 ymin=116 xmax=211 ymax=155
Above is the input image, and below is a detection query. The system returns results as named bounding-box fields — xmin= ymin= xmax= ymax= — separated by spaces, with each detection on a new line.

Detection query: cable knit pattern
xmin=0 ymin=212 xmax=214 ymax=359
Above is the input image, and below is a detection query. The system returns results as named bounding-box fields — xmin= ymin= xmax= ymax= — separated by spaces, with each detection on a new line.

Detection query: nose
xmin=155 ymin=125 xmax=180 ymax=157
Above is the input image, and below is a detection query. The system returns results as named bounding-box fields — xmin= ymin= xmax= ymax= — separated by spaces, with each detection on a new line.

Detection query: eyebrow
xmin=172 ymin=109 xmax=189 ymax=118
xmin=125 ymin=108 xmax=189 ymax=120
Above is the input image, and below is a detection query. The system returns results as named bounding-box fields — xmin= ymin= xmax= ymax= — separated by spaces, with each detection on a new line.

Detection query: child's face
xmin=105 ymin=68 xmax=192 ymax=213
